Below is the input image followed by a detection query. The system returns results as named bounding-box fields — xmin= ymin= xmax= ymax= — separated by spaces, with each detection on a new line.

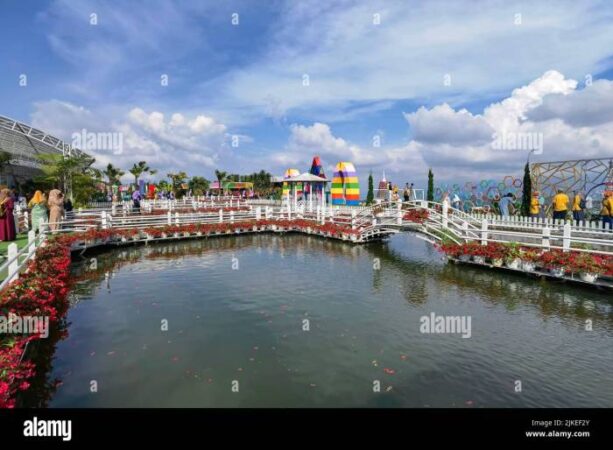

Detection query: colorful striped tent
xmin=331 ymin=162 xmax=360 ymax=205
xmin=282 ymin=168 xmax=301 ymax=197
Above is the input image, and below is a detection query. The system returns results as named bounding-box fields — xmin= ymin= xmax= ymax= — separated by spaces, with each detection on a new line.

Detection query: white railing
xmin=354 ymin=200 xmax=613 ymax=254
xmin=471 ymin=212 xmax=613 ymax=232
xmin=0 ymin=230 xmax=46 ymax=290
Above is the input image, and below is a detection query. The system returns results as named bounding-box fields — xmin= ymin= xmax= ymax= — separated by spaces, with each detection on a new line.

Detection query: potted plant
xmin=504 ymin=243 xmax=522 ymax=269
xmin=482 ymin=242 xmax=506 ymax=266
xmin=539 ymin=250 xmax=568 ymax=278
xmin=571 ymin=253 xmax=604 ymax=283
xmin=520 ymin=248 xmax=541 ymax=272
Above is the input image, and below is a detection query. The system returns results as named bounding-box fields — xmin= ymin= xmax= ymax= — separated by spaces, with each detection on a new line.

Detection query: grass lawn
xmin=0 ymin=233 xmax=30 ymax=258
xmin=0 ymin=234 xmax=31 ymax=282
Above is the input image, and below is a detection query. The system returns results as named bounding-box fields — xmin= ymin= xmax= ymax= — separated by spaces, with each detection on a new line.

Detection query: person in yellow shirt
xmin=572 ymin=191 xmax=585 ymax=222
xmin=602 ymin=192 xmax=613 ymax=230
xmin=529 ymin=191 xmax=540 ymax=218
xmin=551 ymin=189 xmax=569 ymax=221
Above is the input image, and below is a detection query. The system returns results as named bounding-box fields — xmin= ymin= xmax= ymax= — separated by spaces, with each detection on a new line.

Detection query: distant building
xmin=0 ymin=114 xmax=88 ymax=188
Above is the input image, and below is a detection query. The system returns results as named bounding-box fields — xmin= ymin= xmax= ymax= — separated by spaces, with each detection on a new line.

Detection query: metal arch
xmin=0 ymin=114 xmax=88 ymax=160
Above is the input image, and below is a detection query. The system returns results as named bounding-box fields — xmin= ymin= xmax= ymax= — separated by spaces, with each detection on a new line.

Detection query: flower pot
xmin=252 ymin=226 xmax=258 ymax=232
xmin=549 ymin=267 xmax=565 ymax=278
xmin=161 ymin=233 xmax=167 ymax=239
xmin=183 ymin=232 xmax=190 ymax=237
xmin=173 ymin=232 xmax=180 ymax=238
xmin=473 ymin=256 xmax=486 ymax=264
xmin=521 ymin=261 xmax=536 ymax=272
xmin=121 ymin=237 xmax=127 ymax=242
xmin=458 ymin=254 xmax=471 ymax=262
xmin=505 ymin=258 xmax=521 ymax=270
xmin=271 ymin=225 xmax=277 ymax=231
xmin=491 ymin=258 xmax=503 ymax=267
xmin=196 ymin=231 xmax=202 ymax=236
xmin=579 ymin=272 xmax=598 ymax=283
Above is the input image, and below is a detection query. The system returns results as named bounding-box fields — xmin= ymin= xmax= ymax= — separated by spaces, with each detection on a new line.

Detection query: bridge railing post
xmin=219 ymin=209 xmax=223 ymax=223
xmin=562 ymin=222 xmax=571 ymax=252
xmin=397 ymin=202 xmax=402 ymax=225
xmin=442 ymin=201 xmax=449 ymax=228
xmin=167 ymin=211 xmax=172 ymax=225
xmin=352 ymin=210 xmax=357 ymax=230
xmin=481 ymin=219 xmax=488 ymax=245
xmin=7 ymin=243 xmax=19 ymax=284
xmin=542 ymin=226 xmax=550 ymax=250
xmin=461 ymin=221 xmax=469 ymax=241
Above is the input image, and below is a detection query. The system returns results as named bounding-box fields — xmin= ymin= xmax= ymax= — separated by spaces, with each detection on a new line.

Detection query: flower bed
xmin=437 ymin=242 xmax=613 ymax=282
xmin=0 ymin=238 xmax=72 ymax=408
xmin=402 ymin=208 xmax=429 ymax=224
xmin=140 ymin=206 xmax=250 ymax=216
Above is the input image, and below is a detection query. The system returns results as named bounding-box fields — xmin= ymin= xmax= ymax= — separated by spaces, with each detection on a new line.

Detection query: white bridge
xmin=3 ymin=197 xmax=613 ymax=289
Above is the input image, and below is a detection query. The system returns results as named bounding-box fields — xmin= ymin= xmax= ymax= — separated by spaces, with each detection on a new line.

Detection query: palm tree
xmin=103 ymin=163 xmax=124 ymax=186
xmin=129 ymin=161 xmax=151 ymax=187
xmin=36 ymin=153 xmax=99 ymax=204
xmin=214 ymin=169 xmax=227 ymax=194
xmin=167 ymin=171 xmax=188 ymax=197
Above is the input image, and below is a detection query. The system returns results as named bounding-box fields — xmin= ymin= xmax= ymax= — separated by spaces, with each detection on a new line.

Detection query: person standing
xmin=572 ymin=191 xmax=585 ymax=222
xmin=499 ymin=193 xmax=513 ymax=218
xmin=551 ymin=189 xmax=569 ymax=221
xmin=28 ymin=191 xmax=48 ymax=233
xmin=0 ymin=188 xmax=16 ymax=241
xmin=601 ymin=192 xmax=613 ymax=230
xmin=530 ymin=191 xmax=540 ymax=218
xmin=64 ymin=197 xmax=74 ymax=223
xmin=132 ymin=190 xmax=142 ymax=213
xmin=452 ymin=193 xmax=461 ymax=210
xmin=47 ymin=189 xmax=64 ymax=232
xmin=403 ymin=183 xmax=410 ymax=202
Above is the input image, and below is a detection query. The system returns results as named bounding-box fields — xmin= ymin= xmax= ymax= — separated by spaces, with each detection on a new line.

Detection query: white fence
xmin=0 ymin=230 xmax=46 ymax=290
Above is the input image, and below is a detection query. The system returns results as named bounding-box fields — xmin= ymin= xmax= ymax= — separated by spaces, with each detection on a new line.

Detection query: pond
xmin=20 ymin=233 xmax=613 ymax=407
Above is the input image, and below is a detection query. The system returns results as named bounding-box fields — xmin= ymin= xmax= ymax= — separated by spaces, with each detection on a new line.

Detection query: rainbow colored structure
xmin=282 ymin=168 xmax=301 ymax=197
xmin=331 ymin=162 xmax=360 ymax=205
xmin=307 ymin=156 xmax=326 ymax=194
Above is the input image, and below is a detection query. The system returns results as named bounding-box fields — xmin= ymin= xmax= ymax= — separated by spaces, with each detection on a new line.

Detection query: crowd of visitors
xmin=0 ymin=188 xmax=72 ymax=242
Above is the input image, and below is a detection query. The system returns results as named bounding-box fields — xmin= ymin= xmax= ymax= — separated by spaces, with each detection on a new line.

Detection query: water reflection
xmin=20 ymin=233 xmax=613 ymax=407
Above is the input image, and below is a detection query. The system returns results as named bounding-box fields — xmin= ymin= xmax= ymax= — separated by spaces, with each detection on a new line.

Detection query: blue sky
xmin=1 ymin=0 xmax=612 ymax=189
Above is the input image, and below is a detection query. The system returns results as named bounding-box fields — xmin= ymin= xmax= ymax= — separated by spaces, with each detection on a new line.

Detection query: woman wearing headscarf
xmin=0 ymin=188 xmax=16 ymax=241
xmin=47 ymin=189 xmax=64 ymax=232
xmin=28 ymin=190 xmax=48 ymax=233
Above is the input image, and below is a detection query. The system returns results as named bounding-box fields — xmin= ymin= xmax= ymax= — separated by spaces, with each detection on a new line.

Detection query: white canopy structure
xmin=284 ymin=172 xmax=330 ymax=215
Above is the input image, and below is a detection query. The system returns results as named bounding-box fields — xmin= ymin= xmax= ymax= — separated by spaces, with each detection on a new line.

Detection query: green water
xmin=22 ymin=233 xmax=613 ymax=407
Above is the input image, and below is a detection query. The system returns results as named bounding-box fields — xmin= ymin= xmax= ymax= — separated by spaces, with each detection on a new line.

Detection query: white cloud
xmin=405 ymin=104 xmax=493 ymax=146
xmin=217 ymin=0 xmax=613 ymax=121
xmin=402 ymin=71 xmax=613 ymax=180
xmin=30 ymin=101 xmax=230 ymax=180
xmin=527 ymin=79 xmax=613 ymax=127
xmin=268 ymin=122 xmax=427 ymax=183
